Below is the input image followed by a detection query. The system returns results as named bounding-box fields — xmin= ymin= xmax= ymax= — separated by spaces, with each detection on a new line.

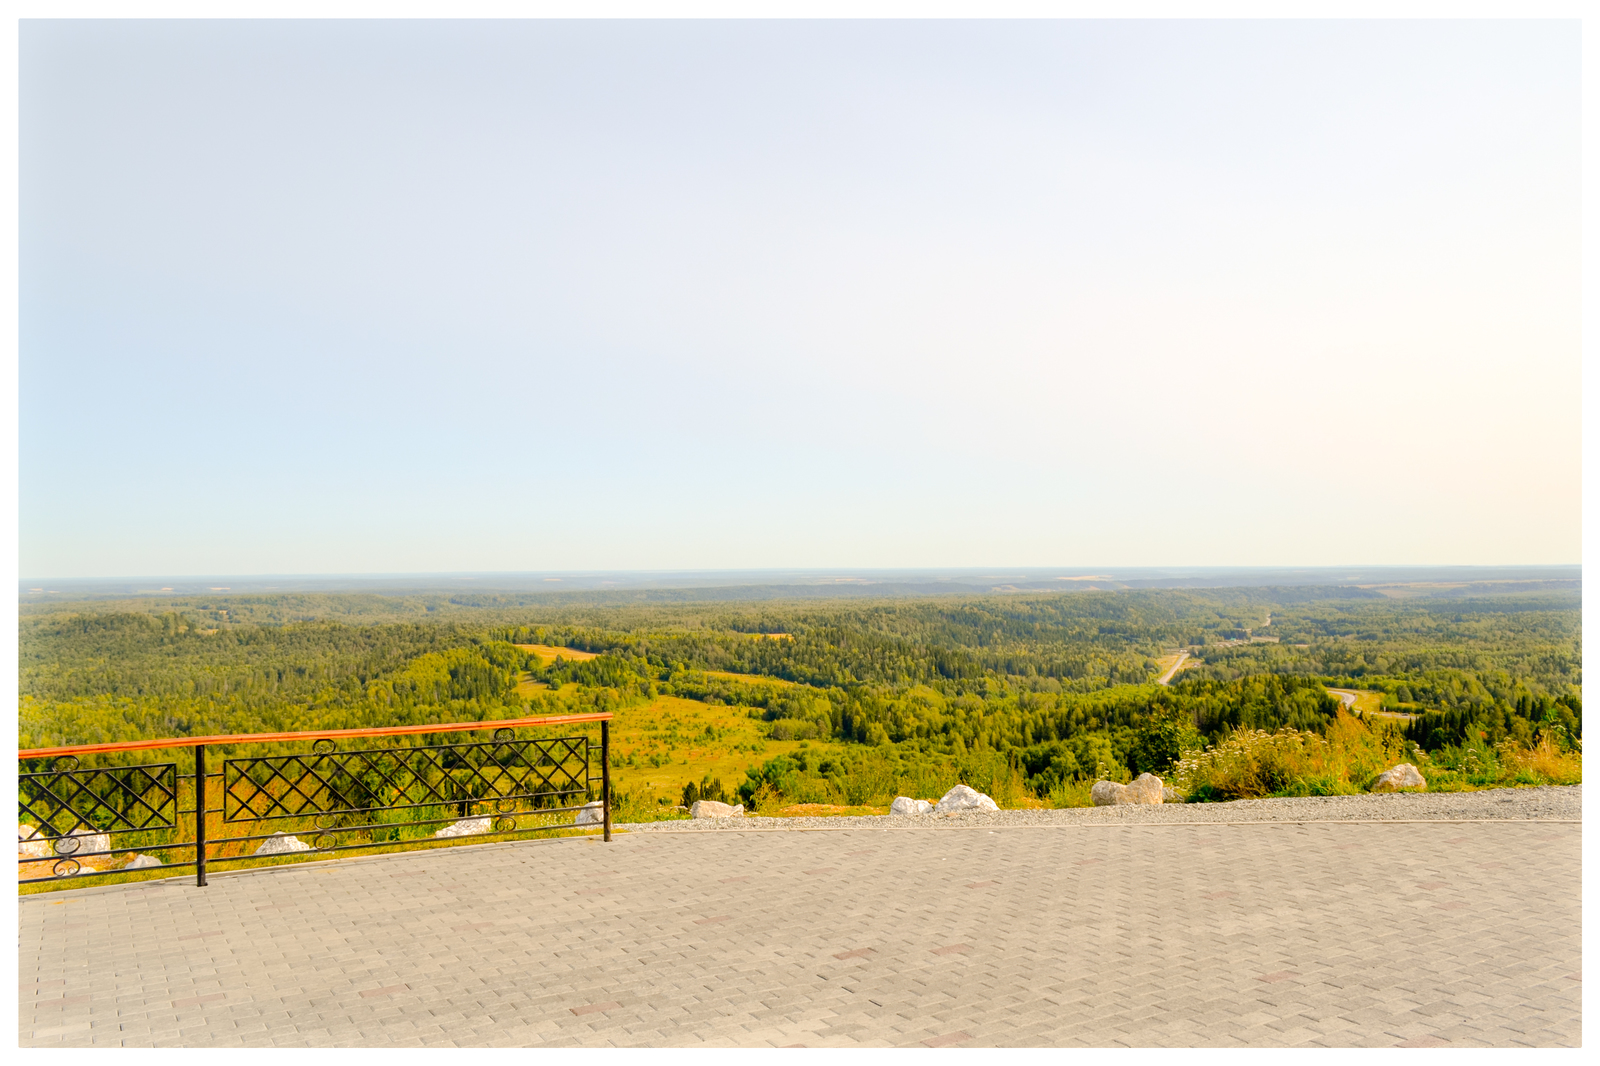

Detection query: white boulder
xmin=890 ymin=797 xmax=934 ymax=816
xmin=1091 ymin=780 xmax=1126 ymax=806
xmin=1092 ymin=775 xmax=1166 ymax=805
xmin=1373 ymin=763 xmax=1426 ymax=791
xmin=1125 ymin=773 xmax=1165 ymax=805
xmin=690 ymin=800 xmax=745 ymax=819
xmin=18 ymin=824 xmax=51 ymax=859
xmin=434 ymin=817 xmax=492 ymax=838
xmin=124 ymin=854 xmax=164 ymax=869
xmin=934 ymin=784 xmax=999 ymax=813
xmin=254 ymin=832 xmax=312 ymax=855
xmin=574 ymin=801 xmax=605 ymax=826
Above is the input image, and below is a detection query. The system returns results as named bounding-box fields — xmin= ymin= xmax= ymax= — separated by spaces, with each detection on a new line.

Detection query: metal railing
xmin=18 ymin=713 xmax=613 ymax=888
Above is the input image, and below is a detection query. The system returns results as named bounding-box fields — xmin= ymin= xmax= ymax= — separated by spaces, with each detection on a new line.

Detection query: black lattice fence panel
xmin=222 ymin=735 xmax=591 ymax=823
xmin=18 ymin=760 xmax=179 ymax=839
xmin=21 ymin=715 xmax=612 ymax=890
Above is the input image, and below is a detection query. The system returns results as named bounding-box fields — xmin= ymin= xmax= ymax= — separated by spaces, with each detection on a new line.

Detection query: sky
xmin=19 ymin=19 xmax=1580 ymax=578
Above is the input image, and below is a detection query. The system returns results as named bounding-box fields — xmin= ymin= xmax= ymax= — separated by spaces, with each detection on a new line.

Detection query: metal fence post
xmin=195 ymin=744 xmax=208 ymax=887
xmin=601 ymin=719 xmax=612 ymax=842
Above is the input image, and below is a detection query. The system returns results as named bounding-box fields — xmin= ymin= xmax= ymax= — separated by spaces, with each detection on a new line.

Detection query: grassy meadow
xmin=604 ymin=692 xmax=839 ymax=814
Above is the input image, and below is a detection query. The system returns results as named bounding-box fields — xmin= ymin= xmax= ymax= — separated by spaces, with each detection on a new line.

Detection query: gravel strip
xmin=615 ymin=784 xmax=1581 ymax=832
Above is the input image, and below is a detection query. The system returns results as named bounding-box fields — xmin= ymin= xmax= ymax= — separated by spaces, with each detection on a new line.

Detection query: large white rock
xmin=690 ymin=800 xmax=745 ymax=819
xmin=54 ymin=828 xmax=111 ymax=858
xmin=254 ymin=832 xmax=312 ymax=855
xmin=1124 ymin=773 xmax=1165 ymax=805
xmin=934 ymin=784 xmax=999 ymax=813
xmin=124 ymin=853 xmax=164 ymax=869
xmin=890 ymin=797 xmax=934 ymax=816
xmin=434 ymin=817 xmax=492 ymax=838
xmin=18 ymin=824 xmax=51 ymax=859
xmin=574 ymin=801 xmax=605 ymax=826
xmin=1091 ymin=776 xmax=1166 ymax=805
xmin=1091 ymin=780 xmax=1126 ymax=806
xmin=1373 ymin=763 xmax=1426 ymax=791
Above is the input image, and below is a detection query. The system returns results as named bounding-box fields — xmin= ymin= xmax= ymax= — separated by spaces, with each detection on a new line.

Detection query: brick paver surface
xmin=18 ymin=821 xmax=1581 ymax=1047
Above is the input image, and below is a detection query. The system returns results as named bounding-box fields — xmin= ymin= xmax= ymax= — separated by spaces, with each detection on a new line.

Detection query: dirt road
xmin=1328 ymin=688 xmax=1419 ymax=722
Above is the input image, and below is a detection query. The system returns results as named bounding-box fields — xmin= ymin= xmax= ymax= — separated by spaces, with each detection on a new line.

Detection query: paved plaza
xmin=19 ymin=818 xmax=1582 ymax=1047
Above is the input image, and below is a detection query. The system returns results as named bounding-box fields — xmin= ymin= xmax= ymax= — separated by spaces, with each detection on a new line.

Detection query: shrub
xmin=1043 ymin=776 xmax=1098 ymax=808
xmin=610 ymin=788 xmax=687 ymax=822
xmin=1498 ymin=735 xmax=1582 ymax=785
xmin=767 ymin=718 xmax=819 ymax=741
xmin=1171 ymin=711 xmax=1578 ymax=800
xmin=680 ymin=777 xmax=728 ymax=807
xmin=1173 ymin=729 xmax=1324 ymax=800
xmin=1129 ymin=713 xmax=1203 ymax=776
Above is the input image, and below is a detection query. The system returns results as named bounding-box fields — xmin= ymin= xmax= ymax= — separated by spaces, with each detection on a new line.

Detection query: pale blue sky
xmin=20 ymin=20 xmax=1580 ymax=578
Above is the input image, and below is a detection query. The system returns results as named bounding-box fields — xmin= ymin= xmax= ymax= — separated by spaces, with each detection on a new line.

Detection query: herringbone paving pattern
xmin=19 ymin=820 xmax=1580 ymax=1047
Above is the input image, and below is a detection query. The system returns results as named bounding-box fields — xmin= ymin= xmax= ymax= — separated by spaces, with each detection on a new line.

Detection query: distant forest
xmin=20 ymin=586 xmax=1580 ymax=783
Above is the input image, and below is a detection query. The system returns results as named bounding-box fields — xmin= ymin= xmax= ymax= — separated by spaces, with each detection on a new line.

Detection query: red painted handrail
xmin=17 ymin=712 xmax=614 ymax=760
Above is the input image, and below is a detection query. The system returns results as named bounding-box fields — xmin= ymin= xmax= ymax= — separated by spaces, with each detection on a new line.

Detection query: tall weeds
xmin=1169 ymin=711 xmax=1580 ymax=800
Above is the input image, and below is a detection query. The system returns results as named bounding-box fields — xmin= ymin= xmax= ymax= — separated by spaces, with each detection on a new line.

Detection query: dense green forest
xmin=19 ymin=586 xmax=1580 ymax=801
xmin=19 ymin=612 xmax=531 ymax=748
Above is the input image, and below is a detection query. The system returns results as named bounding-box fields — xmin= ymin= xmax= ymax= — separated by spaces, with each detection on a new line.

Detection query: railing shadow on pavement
xmin=18 ymin=713 xmax=613 ymax=890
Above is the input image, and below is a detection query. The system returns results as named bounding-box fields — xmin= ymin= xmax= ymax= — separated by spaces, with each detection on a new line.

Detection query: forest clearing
xmin=513 ymin=643 xmax=597 ymax=666
xmin=601 ymin=692 xmax=846 ymax=811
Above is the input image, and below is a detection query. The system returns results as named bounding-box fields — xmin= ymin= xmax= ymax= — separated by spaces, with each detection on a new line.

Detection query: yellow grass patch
xmin=515 ymin=644 xmax=598 ymax=667
xmin=1497 ymin=736 xmax=1583 ymax=785
xmin=605 ymin=694 xmax=839 ymax=809
xmin=514 ymin=645 xmax=596 ymax=694
xmin=702 ymin=670 xmax=796 ymax=686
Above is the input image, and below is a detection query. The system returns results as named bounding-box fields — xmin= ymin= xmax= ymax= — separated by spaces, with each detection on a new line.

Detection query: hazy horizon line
xmin=20 ymin=563 xmax=1584 ymax=581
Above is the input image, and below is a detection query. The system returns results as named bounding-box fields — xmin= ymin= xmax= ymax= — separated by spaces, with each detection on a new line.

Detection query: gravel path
xmin=615 ymin=784 xmax=1581 ymax=832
